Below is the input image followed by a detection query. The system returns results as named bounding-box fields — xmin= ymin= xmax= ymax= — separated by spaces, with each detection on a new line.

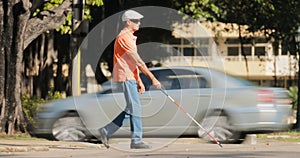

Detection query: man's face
xmin=127 ymin=19 xmax=141 ymax=31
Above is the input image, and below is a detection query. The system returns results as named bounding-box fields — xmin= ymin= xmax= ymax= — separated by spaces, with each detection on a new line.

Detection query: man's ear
xmin=125 ymin=20 xmax=131 ymax=25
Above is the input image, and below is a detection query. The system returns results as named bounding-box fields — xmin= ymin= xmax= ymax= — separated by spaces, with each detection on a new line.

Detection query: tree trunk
xmin=0 ymin=0 xmax=71 ymax=134
xmin=0 ymin=0 xmax=15 ymax=133
xmin=23 ymin=0 xmax=72 ymax=49
xmin=0 ymin=0 xmax=6 ymax=133
xmin=238 ymin=24 xmax=249 ymax=78
xmin=5 ymin=0 xmax=31 ymax=134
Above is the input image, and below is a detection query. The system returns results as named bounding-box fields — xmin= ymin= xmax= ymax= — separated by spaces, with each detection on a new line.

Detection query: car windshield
xmin=98 ymin=80 xmax=115 ymax=94
xmin=99 ymin=68 xmax=254 ymax=94
xmin=199 ymin=68 xmax=254 ymax=87
xmin=219 ymin=72 xmax=254 ymax=86
xmin=227 ymin=75 xmax=254 ymax=86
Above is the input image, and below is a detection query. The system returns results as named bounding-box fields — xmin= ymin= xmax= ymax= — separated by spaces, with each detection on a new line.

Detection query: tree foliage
xmin=32 ymin=0 xmax=103 ymax=34
xmin=178 ymin=0 xmax=222 ymax=20
xmin=180 ymin=0 xmax=300 ymax=54
xmin=288 ymin=86 xmax=298 ymax=110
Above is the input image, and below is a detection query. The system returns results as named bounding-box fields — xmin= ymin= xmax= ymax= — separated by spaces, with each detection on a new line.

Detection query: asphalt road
xmin=1 ymin=137 xmax=300 ymax=158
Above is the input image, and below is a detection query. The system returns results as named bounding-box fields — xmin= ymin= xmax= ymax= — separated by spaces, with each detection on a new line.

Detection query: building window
xmin=172 ymin=47 xmax=180 ymax=56
xmin=197 ymin=47 xmax=209 ymax=56
xmin=242 ymin=47 xmax=251 ymax=56
xmin=183 ymin=48 xmax=194 ymax=56
xmin=196 ymin=38 xmax=209 ymax=56
xmin=228 ymin=47 xmax=239 ymax=56
xmin=225 ymin=38 xmax=240 ymax=44
xmin=255 ymin=47 xmax=266 ymax=56
xmin=226 ymin=38 xmax=269 ymax=57
xmin=255 ymin=38 xmax=267 ymax=43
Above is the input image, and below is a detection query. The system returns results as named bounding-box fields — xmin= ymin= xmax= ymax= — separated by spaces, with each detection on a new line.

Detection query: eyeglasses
xmin=130 ymin=19 xmax=141 ymax=24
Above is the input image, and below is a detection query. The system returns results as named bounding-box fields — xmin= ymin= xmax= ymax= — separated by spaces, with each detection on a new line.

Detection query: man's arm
xmin=138 ymin=64 xmax=161 ymax=89
xmin=125 ymin=47 xmax=161 ymax=89
xmin=136 ymin=75 xmax=145 ymax=94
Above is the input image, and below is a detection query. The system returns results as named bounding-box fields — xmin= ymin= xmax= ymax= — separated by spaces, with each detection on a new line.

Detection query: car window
xmin=170 ymin=69 xmax=209 ymax=89
xmin=229 ymin=76 xmax=254 ymax=86
xmin=140 ymin=73 xmax=152 ymax=91
xmin=208 ymin=69 xmax=254 ymax=87
xmin=140 ymin=69 xmax=176 ymax=90
xmin=155 ymin=69 xmax=177 ymax=90
xmin=140 ymin=69 xmax=209 ymax=90
xmin=99 ymin=80 xmax=123 ymax=94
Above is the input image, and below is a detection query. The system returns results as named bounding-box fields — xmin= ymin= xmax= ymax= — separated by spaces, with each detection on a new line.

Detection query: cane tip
xmin=218 ymin=143 xmax=223 ymax=148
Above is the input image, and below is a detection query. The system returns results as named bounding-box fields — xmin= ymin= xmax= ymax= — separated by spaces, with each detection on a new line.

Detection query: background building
xmin=160 ymin=21 xmax=298 ymax=88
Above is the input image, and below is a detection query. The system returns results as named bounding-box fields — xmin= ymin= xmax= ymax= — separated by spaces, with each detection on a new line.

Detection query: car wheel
xmin=52 ymin=115 xmax=87 ymax=141
xmin=198 ymin=112 xmax=245 ymax=144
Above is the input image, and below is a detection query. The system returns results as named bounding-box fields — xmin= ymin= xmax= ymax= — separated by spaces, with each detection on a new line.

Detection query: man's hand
xmin=137 ymin=81 xmax=145 ymax=94
xmin=152 ymin=78 xmax=161 ymax=89
xmin=138 ymin=64 xmax=161 ymax=90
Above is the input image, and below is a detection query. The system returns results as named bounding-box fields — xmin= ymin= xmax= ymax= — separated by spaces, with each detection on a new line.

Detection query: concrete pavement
xmin=0 ymin=139 xmax=103 ymax=152
xmin=0 ymin=135 xmax=257 ymax=153
xmin=1 ymin=136 xmax=300 ymax=158
xmin=0 ymin=134 xmax=297 ymax=153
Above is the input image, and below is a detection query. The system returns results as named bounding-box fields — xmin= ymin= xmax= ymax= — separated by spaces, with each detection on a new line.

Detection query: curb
xmin=0 ymin=146 xmax=49 ymax=152
xmin=0 ymin=139 xmax=103 ymax=153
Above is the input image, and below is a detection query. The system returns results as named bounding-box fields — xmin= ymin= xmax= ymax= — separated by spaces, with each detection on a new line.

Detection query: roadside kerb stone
xmin=0 ymin=139 xmax=102 ymax=153
xmin=0 ymin=146 xmax=49 ymax=152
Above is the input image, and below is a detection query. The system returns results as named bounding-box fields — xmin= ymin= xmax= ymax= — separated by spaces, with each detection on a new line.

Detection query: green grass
xmin=258 ymin=131 xmax=300 ymax=142
xmin=0 ymin=133 xmax=40 ymax=140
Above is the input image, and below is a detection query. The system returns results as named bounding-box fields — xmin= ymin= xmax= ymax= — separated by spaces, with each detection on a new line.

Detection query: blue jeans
xmin=102 ymin=80 xmax=143 ymax=144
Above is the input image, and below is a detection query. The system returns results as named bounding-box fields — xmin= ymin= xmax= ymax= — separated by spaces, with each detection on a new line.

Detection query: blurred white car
xmin=33 ymin=66 xmax=293 ymax=143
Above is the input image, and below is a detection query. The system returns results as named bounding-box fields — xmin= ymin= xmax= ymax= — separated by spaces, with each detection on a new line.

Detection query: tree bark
xmin=238 ymin=24 xmax=249 ymax=78
xmin=0 ymin=0 xmax=15 ymax=133
xmin=5 ymin=0 xmax=31 ymax=134
xmin=0 ymin=0 xmax=6 ymax=133
xmin=23 ymin=0 xmax=71 ymax=49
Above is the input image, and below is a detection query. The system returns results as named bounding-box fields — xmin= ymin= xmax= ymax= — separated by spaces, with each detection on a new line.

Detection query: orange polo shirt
xmin=113 ymin=28 xmax=145 ymax=82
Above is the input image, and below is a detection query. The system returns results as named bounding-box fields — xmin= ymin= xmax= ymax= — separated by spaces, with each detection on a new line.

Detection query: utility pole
xmin=71 ymin=0 xmax=84 ymax=96
xmin=295 ymin=26 xmax=300 ymax=130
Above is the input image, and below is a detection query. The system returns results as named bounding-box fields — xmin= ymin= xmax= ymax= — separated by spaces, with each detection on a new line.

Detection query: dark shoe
xmin=130 ymin=142 xmax=151 ymax=149
xmin=98 ymin=128 xmax=109 ymax=149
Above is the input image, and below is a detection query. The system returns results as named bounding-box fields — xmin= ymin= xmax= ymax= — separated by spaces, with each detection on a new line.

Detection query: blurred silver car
xmin=33 ymin=66 xmax=293 ymax=143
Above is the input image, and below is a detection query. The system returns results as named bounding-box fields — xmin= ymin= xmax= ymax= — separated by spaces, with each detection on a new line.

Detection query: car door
xmin=138 ymin=70 xmax=171 ymax=135
xmin=140 ymin=68 xmax=211 ymax=136
xmin=76 ymin=80 xmax=128 ymax=136
xmin=163 ymin=68 xmax=212 ymax=133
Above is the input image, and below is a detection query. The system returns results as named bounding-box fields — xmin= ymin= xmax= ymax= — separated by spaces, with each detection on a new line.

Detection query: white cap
xmin=122 ymin=10 xmax=144 ymax=21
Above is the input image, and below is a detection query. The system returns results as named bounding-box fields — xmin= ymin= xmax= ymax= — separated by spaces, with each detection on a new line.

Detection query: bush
xmin=48 ymin=91 xmax=64 ymax=100
xmin=288 ymin=86 xmax=298 ymax=110
xmin=22 ymin=91 xmax=63 ymax=125
xmin=22 ymin=93 xmax=45 ymax=125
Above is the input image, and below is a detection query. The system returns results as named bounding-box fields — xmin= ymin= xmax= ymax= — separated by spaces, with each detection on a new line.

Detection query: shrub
xmin=22 ymin=91 xmax=63 ymax=125
xmin=288 ymin=86 xmax=298 ymax=110
xmin=22 ymin=93 xmax=45 ymax=125
xmin=48 ymin=90 xmax=64 ymax=100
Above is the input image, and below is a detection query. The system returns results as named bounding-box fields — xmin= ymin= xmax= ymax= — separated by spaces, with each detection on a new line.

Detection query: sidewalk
xmin=1 ymin=134 xmax=297 ymax=153
xmin=0 ymin=139 xmax=102 ymax=152
xmin=0 ymin=137 xmax=212 ymax=153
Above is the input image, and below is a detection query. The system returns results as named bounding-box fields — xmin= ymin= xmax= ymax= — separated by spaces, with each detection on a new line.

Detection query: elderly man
xmin=98 ymin=10 xmax=161 ymax=149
